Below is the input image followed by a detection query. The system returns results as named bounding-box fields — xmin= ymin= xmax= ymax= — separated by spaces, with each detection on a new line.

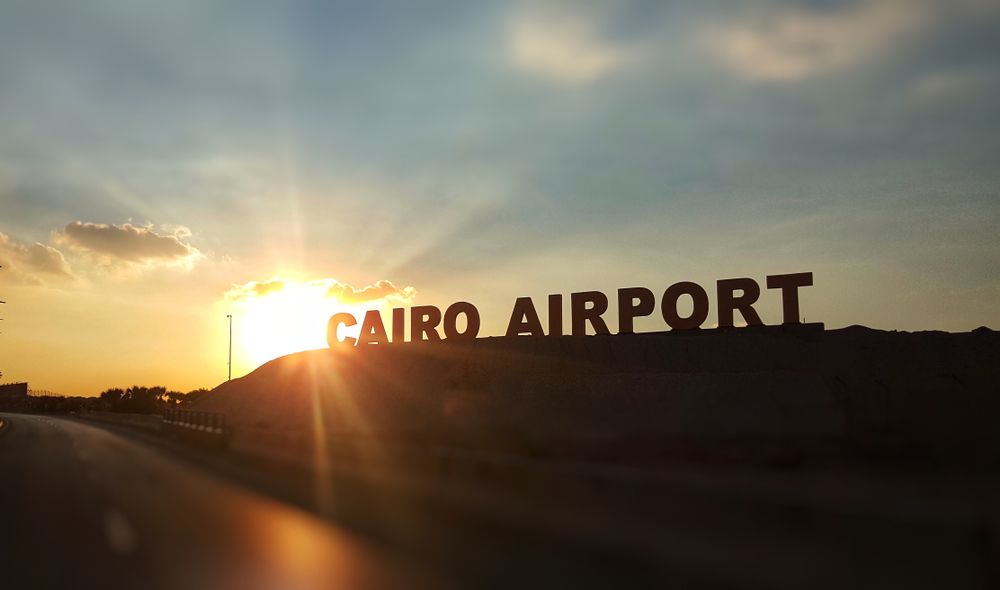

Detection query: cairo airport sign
xmin=327 ymin=272 xmax=813 ymax=347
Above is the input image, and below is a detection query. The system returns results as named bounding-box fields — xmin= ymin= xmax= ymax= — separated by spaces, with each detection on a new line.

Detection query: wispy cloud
xmin=225 ymin=277 xmax=416 ymax=304
xmin=224 ymin=279 xmax=286 ymax=301
xmin=910 ymin=68 xmax=1000 ymax=104
xmin=703 ymin=0 xmax=925 ymax=81
xmin=509 ymin=8 xmax=632 ymax=84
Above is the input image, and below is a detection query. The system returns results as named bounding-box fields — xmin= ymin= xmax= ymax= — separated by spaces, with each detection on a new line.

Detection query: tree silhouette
xmin=99 ymin=388 xmax=125 ymax=403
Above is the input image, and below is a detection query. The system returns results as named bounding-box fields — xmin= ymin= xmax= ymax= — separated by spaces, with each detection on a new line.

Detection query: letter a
xmin=357 ymin=310 xmax=389 ymax=345
xmin=506 ymin=297 xmax=544 ymax=336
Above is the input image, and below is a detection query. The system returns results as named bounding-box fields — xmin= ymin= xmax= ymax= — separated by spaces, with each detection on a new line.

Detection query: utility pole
xmin=226 ymin=314 xmax=233 ymax=381
xmin=1 ymin=267 xmax=4 ymax=367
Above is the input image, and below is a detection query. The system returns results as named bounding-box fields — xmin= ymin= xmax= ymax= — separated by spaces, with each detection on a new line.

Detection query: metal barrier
xmin=161 ymin=409 xmax=229 ymax=447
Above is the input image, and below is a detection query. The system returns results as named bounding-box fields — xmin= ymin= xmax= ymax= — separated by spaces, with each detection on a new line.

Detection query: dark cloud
xmin=54 ymin=222 xmax=201 ymax=265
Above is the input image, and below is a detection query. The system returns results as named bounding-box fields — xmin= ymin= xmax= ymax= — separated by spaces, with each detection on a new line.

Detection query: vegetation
xmin=0 ymin=386 xmax=210 ymax=415
xmin=97 ymin=386 xmax=210 ymax=414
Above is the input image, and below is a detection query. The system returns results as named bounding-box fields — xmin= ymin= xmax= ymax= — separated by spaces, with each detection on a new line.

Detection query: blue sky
xmin=1 ymin=0 xmax=998 ymax=391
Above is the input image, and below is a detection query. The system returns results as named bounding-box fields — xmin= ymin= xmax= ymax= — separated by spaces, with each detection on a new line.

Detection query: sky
xmin=1 ymin=0 xmax=998 ymax=395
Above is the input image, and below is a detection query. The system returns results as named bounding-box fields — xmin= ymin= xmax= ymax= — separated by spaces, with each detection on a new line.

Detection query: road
xmin=2 ymin=412 xmax=997 ymax=589
xmin=0 ymin=413 xmax=440 ymax=590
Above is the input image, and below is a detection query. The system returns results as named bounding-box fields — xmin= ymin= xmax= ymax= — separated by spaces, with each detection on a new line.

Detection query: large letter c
xmin=327 ymin=313 xmax=358 ymax=347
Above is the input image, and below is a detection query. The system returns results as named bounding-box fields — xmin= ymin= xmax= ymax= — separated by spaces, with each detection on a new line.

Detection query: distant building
xmin=0 ymin=382 xmax=28 ymax=406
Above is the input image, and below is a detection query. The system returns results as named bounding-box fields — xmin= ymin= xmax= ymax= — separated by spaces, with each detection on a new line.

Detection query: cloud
xmin=703 ymin=0 xmax=925 ymax=81
xmin=224 ymin=277 xmax=417 ymax=305
xmin=224 ymin=279 xmax=287 ymax=301
xmin=54 ymin=222 xmax=202 ymax=269
xmin=509 ymin=9 xmax=631 ymax=84
xmin=0 ymin=232 xmax=74 ymax=285
xmin=319 ymin=279 xmax=417 ymax=304
xmin=910 ymin=69 xmax=1000 ymax=104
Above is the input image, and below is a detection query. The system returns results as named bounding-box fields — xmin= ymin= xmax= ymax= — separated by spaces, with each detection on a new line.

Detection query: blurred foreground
xmin=0 ymin=414 xmax=442 ymax=590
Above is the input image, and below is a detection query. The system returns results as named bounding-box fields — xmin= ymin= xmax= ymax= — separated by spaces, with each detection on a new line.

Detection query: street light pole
xmin=226 ymin=314 xmax=233 ymax=381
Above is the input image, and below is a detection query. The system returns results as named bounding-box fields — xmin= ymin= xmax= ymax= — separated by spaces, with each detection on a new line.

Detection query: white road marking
xmin=103 ymin=508 xmax=138 ymax=555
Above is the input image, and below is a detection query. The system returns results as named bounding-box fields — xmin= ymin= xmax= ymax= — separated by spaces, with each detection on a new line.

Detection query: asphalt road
xmin=2 ymin=412 xmax=997 ymax=589
xmin=0 ymin=413 xmax=439 ymax=590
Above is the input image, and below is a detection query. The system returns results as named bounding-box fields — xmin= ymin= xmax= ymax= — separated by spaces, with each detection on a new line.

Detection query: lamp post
xmin=226 ymin=314 xmax=233 ymax=381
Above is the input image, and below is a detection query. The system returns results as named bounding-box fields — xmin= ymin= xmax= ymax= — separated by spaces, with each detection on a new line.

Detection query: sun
xmin=229 ymin=280 xmax=368 ymax=370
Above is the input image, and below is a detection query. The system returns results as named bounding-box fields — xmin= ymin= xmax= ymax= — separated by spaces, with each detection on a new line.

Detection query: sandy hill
xmin=191 ymin=325 xmax=999 ymax=464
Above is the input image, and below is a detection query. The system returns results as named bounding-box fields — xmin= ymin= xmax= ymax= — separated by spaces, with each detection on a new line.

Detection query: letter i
xmin=548 ymin=294 xmax=563 ymax=336
xmin=392 ymin=308 xmax=406 ymax=343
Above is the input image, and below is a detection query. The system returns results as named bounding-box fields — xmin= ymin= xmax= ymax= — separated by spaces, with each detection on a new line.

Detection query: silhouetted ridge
xmin=191 ymin=325 xmax=1000 ymax=465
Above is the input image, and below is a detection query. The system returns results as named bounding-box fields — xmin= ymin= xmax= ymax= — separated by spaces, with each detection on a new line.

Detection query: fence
xmin=161 ymin=409 xmax=229 ymax=448
xmin=27 ymin=388 xmax=70 ymax=397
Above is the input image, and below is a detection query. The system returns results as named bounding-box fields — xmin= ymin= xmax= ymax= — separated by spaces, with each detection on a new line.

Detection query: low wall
xmin=78 ymin=411 xmax=162 ymax=432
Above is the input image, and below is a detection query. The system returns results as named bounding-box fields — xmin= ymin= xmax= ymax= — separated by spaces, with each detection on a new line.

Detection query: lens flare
xmin=229 ymin=280 xmax=372 ymax=370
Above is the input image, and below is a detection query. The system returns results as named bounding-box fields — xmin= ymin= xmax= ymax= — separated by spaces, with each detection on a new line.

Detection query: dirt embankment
xmin=191 ymin=325 xmax=999 ymax=466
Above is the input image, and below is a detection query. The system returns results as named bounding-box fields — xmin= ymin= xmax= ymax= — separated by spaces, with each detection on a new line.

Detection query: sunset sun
xmin=226 ymin=279 xmax=377 ymax=369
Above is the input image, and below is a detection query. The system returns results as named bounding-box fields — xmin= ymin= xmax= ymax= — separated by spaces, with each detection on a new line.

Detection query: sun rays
xmin=227 ymin=280 xmax=363 ymax=369
xmin=223 ymin=277 xmax=416 ymax=372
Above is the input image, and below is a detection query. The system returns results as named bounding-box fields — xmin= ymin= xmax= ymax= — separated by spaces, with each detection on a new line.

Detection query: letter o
xmin=327 ymin=313 xmax=358 ymax=347
xmin=661 ymin=282 xmax=709 ymax=330
xmin=444 ymin=302 xmax=480 ymax=339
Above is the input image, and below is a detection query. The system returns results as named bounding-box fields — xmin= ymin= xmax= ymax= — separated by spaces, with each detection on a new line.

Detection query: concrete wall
xmin=78 ymin=411 xmax=162 ymax=433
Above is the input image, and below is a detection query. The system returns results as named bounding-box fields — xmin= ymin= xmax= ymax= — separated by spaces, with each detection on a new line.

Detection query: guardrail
xmin=161 ymin=409 xmax=229 ymax=448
